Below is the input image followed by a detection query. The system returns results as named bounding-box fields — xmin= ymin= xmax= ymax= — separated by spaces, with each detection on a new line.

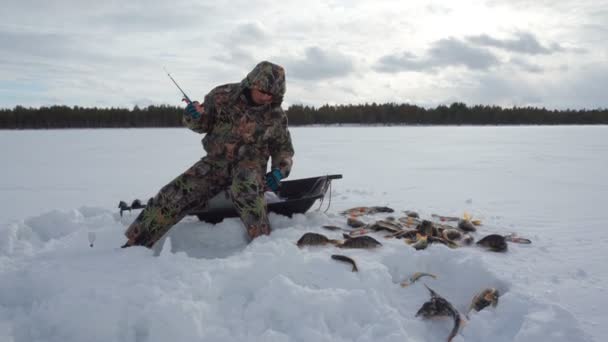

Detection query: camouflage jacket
xmin=182 ymin=61 xmax=294 ymax=178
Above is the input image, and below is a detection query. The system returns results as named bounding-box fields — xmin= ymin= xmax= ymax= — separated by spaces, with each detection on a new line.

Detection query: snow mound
xmin=0 ymin=208 xmax=593 ymax=342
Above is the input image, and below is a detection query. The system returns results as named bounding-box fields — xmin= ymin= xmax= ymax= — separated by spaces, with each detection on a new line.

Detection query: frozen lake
xmin=1 ymin=125 xmax=607 ymax=341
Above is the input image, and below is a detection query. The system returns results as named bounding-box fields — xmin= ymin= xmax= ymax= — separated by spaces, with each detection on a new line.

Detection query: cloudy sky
xmin=1 ymin=0 xmax=606 ymax=109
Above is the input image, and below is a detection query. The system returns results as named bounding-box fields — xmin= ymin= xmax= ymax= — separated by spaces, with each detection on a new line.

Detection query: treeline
xmin=1 ymin=102 xmax=606 ymax=129
xmin=0 ymin=105 xmax=182 ymax=129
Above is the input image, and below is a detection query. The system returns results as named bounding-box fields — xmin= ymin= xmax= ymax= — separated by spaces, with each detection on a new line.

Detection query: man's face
xmin=251 ymin=87 xmax=273 ymax=105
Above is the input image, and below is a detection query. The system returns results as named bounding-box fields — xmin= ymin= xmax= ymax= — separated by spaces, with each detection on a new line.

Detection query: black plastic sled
xmin=189 ymin=174 xmax=342 ymax=223
xmin=119 ymin=174 xmax=342 ymax=224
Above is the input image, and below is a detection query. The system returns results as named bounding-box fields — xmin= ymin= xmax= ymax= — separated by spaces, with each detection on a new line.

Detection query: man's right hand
xmin=185 ymin=101 xmax=203 ymax=119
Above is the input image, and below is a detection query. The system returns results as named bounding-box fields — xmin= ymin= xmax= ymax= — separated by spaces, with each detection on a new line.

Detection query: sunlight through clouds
xmin=0 ymin=0 xmax=606 ymax=109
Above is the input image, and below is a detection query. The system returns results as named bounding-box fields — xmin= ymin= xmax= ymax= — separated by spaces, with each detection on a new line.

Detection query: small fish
xmin=467 ymin=288 xmax=499 ymax=315
xmin=460 ymin=234 xmax=475 ymax=246
xmin=416 ymin=284 xmax=463 ymax=342
xmin=347 ymin=228 xmax=369 ymax=237
xmin=416 ymin=220 xmax=435 ymax=236
xmin=398 ymin=216 xmax=421 ymax=228
xmin=369 ymin=220 xmax=403 ymax=233
xmin=339 ymin=235 xmax=382 ymax=249
xmin=457 ymin=219 xmax=477 ymax=232
xmin=404 ymin=231 xmax=423 ymax=244
xmin=341 ymin=206 xmax=395 ymax=217
xmin=476 ymin=234 xmax=508 ymax=252
xmin=404 ymin=210 xmax=420 ymax=218
xmin=442 ymin=229 xmax=463 ymax=241
xmin=297 ymin=232 xmax=339 ymax=247
xmin=369 ymin=206 xmax=394 ymax=214
xmin=431 ymin=213 xmax=460 ymax=222
xmin=390 ymin=229 xmax=418 ymax=240
xmin=462 ymin=212 xmax=482 ymax=226
xmin=341 ymin=206 xmax=368 ymax=217
xmin=347 ymin=217 xmax=367 ymax=228
xmin=322 ymin=225 xmax=344 ymax=231
xmin=411 ymin=234 xmax=429 ymax=250
xmin=400 ymin=272 xmax=437 ymax=287
xmin=433 ymin=221 xmax=459 ymax=231
xmin=504 ymin=233 xmax=532 ymax=244
xmin=331 ymin=254 xmax=358 ymax=272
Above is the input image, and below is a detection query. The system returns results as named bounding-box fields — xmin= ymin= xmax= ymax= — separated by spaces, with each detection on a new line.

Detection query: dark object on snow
xmin=416 ymin=284 xmax=462 ymax=342
xmin=347 ymin=217 xmax=366 ymax=228
xmin=331 ymin=254 xmax=358 ymax=272
xmin=118 ymin=174 xmax=342 ymax=223
xmin=404 ymin=210 xmax=420 ymax=218
xmin=504 ymin=233 xmax=532 ymax=244
xmin=442 ymin=229 xmax=463 ymax=241
xmin=339 ymin=235 xmax=382 ymax=249
xmin=401 ymin=272 xmax=437 ymax=287
xmin=341 ymin=206 xmax=394 ymax=217
xmin=457 ymin=219 xmax=477 ymax=232
xmin=297 ymin=232 xmax=339 ymax=247
xmin=416 ymin=220 xmax=435 ymax=236
xmin=368 ymin=220 xmax=401 ymax=234
xmin=476 ymin=234 xmax=508 ymax=252
xmin=468 ymin=288 xmax=500 ymax=315
xmin=431 ymin=213 xmax=460 ymax=222
xmin=322 ymin=225 xmax=343 ymax=231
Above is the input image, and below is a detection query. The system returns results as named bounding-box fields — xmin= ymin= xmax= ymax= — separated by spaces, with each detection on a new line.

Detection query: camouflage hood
xmin=241 ymin=61 xmax=286 ymax=105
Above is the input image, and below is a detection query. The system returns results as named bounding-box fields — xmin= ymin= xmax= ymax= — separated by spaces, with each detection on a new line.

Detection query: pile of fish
xmin=294 ymin=206 xmax=529 ymax=341
xmin=332 ymin=206 xmax=531 ymax=252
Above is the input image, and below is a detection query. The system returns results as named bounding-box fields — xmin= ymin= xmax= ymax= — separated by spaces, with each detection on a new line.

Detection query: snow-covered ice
xmin=0 ymin=126 xmax=606 ymax=342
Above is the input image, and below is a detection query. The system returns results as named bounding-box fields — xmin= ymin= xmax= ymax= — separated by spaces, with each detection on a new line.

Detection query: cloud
xmin=466 ymin=74 xmax=543 ymax=106
xmin=1 ymin=0 xmax=216 ymax=35
xmin=0 ymin=0 xmax=605 ymax=109
xmin=556 ymin=63 xmax=608 ymax=109
xmin=212 ymin=22 xmax=270 ymax=65
xmin=281 ymin=47 xmax=355 ymax=81
xmin=425 ymin=3 xmax=453 ymax=14
xmin=211 ymin=48 xmax=257 ymax=66
xmin=0 ymin=30 xmax=75 ymax=60
xmin=446 ymin=63 xmax=608 ymax=109
xmin=465 ymin=32 xmax=565 ymax=55
xmin=508 ymin=57 xmax=544 ymax=73
xmin=229 ymin=22 xmax=269 ymax=44
xmin=374 ymin=38 xmax=500 ymax=73
xmin=0 ymin=29 xmax=152 ymax=70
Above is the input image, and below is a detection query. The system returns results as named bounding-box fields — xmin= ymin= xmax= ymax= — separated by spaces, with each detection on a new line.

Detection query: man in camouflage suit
xmin=123 ymin=61 xmax=294 ymax=248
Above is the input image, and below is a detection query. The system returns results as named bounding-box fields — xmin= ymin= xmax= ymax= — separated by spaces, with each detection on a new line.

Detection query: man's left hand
xmin=265 ymin=169 xmax=282 ymax=192
xmin=185 ymin=101 xmax=203 ymax=119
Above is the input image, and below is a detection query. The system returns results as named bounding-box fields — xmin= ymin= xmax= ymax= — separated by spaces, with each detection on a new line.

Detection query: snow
xmin=1 ymin=126 xmax=607 ymax=342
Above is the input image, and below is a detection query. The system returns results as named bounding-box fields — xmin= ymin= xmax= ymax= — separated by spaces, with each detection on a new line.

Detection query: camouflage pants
xmin=124 ymin=157 xmax=270 ymax=248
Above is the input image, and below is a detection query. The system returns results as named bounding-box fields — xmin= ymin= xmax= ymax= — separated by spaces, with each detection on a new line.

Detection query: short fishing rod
xmin=163 ymin=67 xmax=192 ymax=104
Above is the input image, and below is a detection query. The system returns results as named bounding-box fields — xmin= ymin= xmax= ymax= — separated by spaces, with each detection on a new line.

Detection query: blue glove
xmin=265 ymin=169 xmax=283 ymax=192
xmin=185 ymin=102 xmax=201 ymax=119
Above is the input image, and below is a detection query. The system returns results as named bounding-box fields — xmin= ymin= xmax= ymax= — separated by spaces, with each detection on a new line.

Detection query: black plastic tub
xmin=187 ymin=174 xmax=343 ymax=223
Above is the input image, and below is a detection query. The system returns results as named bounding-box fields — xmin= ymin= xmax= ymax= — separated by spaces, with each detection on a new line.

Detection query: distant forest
xmin=1 ymin=102 xmax=607 ymax=129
